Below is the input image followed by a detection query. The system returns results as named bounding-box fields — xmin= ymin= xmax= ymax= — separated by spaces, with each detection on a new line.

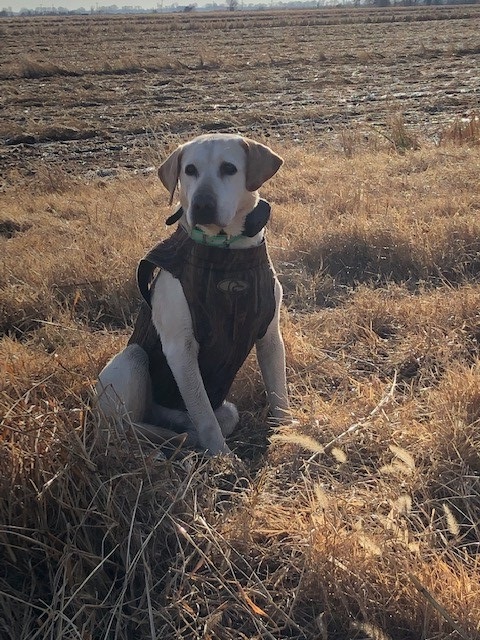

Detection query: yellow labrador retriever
xmin=96 ymin=133 xmax=289 ymax=455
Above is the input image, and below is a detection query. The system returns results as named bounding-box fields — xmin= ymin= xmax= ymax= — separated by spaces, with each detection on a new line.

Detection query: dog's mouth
xmin=194 ymin=223 xmax=224 ymax=236
xmin=167 ymin=207 xmax=229 ymax=236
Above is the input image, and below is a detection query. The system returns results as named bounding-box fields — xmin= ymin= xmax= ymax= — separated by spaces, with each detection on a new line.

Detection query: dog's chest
xmin=129 ymin=227 xmax=277 ymax=410
xmin=181 ymin=242 xmax=274 ymax=346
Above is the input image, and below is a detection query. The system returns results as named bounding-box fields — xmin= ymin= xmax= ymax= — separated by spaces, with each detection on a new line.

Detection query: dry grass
xmin=1 ymin=12 xmax=480 ymax=635
xmin=1 ymin=132 xmax=480 ymax=639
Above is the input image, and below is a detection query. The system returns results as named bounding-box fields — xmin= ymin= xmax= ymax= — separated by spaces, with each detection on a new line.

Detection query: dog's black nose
xmin=191 ymin=191 xmax=217 ymax=226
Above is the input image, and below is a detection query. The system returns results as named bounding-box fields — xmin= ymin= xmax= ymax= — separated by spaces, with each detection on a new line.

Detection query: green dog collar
xmin=190 ymin=227 xmax=244 ymax=247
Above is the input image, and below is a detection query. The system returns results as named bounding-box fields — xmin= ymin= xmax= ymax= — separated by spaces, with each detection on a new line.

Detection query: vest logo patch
xmin=217 ymin=279 xmax=249 ymax=294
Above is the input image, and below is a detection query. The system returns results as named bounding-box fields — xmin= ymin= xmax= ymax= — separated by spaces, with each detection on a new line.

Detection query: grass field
xmin=1 ymin=7 xmax=480 ymax=640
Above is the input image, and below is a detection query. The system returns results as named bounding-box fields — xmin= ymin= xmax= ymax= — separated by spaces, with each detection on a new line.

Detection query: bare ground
xmin=0 ymin=5 xmax=479 ymax=183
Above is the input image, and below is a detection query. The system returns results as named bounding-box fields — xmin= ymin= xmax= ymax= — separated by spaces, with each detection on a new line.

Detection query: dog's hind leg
xmin=150 ymin=404 xmax=193 ymax=431
xmin=150 ymin=401 xmax=239 ymax=446
xmin=215 ymin=402 xmax=239 ymax=437
xmin=96 ymin=344 xmax=150 ymax=423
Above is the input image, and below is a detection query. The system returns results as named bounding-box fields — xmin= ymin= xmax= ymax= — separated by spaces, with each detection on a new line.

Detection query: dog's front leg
xmin=256 ymin=278 xmax=289 ymax=422
xmin=151 ymin=271 xmax=230 ymax=456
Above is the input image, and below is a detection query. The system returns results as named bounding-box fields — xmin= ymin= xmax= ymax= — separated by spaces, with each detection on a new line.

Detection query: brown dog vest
xmin=128 ymin=225 xmax=276 ymax=411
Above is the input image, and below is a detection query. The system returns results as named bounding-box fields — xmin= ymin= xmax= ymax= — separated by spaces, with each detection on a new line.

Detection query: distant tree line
xmin=0 ymin=0 xmax=478 ymax=17
xmin=366 ymin=0 xmax=478 ymax=5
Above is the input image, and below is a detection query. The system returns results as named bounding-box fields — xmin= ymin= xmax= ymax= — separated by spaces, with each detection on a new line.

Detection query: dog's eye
xmin=184 ymin=164 xmax=198 ymax=177
xmin=220 ymin=162 xmax=237 ymax=177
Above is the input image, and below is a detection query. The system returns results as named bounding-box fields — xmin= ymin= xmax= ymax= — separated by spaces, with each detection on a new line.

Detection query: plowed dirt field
xmin=1 ymin=5 xmax=479 ymax=183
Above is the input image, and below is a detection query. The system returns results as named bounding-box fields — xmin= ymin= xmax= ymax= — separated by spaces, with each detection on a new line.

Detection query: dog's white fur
xmin=96 ymin=133 xmax=289 ymax=455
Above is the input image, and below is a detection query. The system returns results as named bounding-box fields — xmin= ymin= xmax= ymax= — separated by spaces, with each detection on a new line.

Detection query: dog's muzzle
xmin=190 ymin=190 xmax=218 ymax=226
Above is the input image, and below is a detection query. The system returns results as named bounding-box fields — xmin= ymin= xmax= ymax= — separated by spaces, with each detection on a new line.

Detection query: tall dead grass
xmin=1 ymin=138 xmax=480 ymax=638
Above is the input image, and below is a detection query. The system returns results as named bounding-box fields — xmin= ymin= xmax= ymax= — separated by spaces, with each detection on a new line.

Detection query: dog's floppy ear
xmin=241 ymin=137 xmax=283 ymax=192
xmin=158 ymin=145 xmax=183 ymax=205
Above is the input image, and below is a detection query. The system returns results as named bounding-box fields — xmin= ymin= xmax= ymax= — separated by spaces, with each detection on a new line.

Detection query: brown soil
xmin=1 ymin=6 xmax=479 ymax=183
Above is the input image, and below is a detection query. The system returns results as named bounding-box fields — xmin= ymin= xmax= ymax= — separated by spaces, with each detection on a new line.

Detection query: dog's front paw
xmin=203 ymin=438 xmax=232 ymax=457
xmin=270 ymin=405 xmax=292 ymax=426
xmin=205 ymin=445 xmax=248 ymax=482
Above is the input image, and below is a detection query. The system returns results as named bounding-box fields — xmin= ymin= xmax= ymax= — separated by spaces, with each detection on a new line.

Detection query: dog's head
xmin=158 ymin=133 xmax=283 ymax=234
